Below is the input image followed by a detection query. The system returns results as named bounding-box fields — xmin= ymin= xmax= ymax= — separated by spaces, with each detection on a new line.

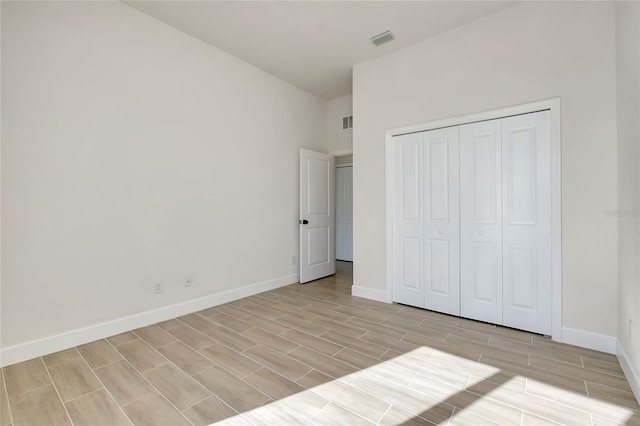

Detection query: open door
xmin=300 ymin=149 xmax=336 ymax=283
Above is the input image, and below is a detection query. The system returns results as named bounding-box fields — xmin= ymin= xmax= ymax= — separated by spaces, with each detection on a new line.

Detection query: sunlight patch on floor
xmin=209 ymin=345 xmax=638 ymax=425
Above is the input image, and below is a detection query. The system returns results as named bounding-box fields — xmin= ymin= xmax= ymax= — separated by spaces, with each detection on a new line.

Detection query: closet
xmin=336 ymin=165 xmax=353 ymax=261
xmin=391 ymin=110 xmax=552 ymax=335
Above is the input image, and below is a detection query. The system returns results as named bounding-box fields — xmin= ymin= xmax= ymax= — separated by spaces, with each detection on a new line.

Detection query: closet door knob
xmin=477 ymin=230 xmax=484 ymax=236
xmin=438 ymin=230 xmax=443 ymax=235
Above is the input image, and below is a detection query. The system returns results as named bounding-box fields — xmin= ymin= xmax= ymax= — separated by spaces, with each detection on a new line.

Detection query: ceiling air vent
xmin=370 ymin=30 xmax=394 ymax=47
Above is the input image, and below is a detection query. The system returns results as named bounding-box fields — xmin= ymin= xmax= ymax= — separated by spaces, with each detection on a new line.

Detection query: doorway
xmin=336 ymin=155 xmax=353 ymax=262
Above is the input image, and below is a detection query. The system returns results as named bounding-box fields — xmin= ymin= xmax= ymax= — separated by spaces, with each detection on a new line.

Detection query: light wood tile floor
xmin=2 ymin=262 xmax=639 ymax=425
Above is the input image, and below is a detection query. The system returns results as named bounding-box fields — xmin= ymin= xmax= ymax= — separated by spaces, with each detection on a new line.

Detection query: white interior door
xmin=422 ymin=127 xmax=460 ymax=316
xmin=300 ymin=149 xmax=336 ymax=283
xmin=392 ymin=133 xmax=424 ymax=306
xmin=502 ymin=111 xmax=552 ymax=335
xmin=460 ymin=119 xmax=503 ymax=324
xmin=336 ymin=166 xmax=353 ymax=261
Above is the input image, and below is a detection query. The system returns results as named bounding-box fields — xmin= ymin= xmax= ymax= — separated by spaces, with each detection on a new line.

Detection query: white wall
xmin=1 ymin=1 xmax=326 ymax=351
xmin=353 ymin=2 xmax=618 ymax=337
xmin=326 ymin=94 xmax=353 ymax=154
xmin=616 ymin=0 xmax=640 ymax=397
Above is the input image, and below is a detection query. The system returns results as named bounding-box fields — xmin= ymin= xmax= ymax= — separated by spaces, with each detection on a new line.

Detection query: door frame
xmin=385 ymin=98 xmax=562 ymax=342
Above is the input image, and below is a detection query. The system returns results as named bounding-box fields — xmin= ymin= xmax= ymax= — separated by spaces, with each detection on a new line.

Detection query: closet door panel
xmin=336 ymin=167 xmax=353 ymax=261
xmin=460 ymin=120 xmax=503 ymax=324
xmin=423 ymin=127 xmax=460 ymax=316
xmin=392 ymin=133 xmax=424 ymax=306
xmin=502 ymin=111 xmax=552 ymax=335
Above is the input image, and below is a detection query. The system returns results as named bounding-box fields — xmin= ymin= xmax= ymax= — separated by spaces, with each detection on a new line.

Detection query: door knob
xmin=478 ymin=230 xmax=484 ymax=236
xmin=299 ymin=219 xmax=309 ymax=225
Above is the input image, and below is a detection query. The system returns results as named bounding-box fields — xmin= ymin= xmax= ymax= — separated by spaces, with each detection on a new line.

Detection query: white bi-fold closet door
xmin=392 ymin=110 xmax=552 ymax=335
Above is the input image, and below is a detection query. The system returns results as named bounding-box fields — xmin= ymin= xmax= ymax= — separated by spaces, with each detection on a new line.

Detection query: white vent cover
xmin=342 ymin=116 xmax=353 ymax=130
xmin=370 ymin=30 xmax=394 ymax=47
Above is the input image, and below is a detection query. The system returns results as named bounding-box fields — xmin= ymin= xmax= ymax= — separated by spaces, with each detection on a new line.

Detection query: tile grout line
xmin=75 ymin=342 xmax=135 ymax=426
xmin=3 ymin=381 xmax=52 ymax=399
xmin=103 ymin=337 xmax=197 ymax=426
xmin=1 ymin=368 xmax=14 ymax=426
xmin=41 ymin=357 xmax=76 ymax=426
xmin=375 ymin=403 xmax=392 ymax=425
xmin=178 ymin=392 xmax=215 ymax=414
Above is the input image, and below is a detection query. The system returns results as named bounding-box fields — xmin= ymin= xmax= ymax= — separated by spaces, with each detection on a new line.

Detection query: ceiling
xmin=124 ymin=1 xmax=517 ymax=100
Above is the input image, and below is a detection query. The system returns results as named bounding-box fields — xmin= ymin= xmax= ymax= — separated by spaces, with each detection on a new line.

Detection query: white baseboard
xmin=0 ymin=273 xmax=299 ymax=367
xmin=617 ymin=340 xmax=640 ymax=405
xmin=351 ymin=285 xmax=390 ymax=303
xmin=561 ymin=327 xmax=616 ymax=354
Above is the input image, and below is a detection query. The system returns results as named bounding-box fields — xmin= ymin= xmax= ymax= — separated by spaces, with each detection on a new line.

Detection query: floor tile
xmin=240 ymin=315 xmax=291 ymax=335
xmin=448 ymin=408 xmax=501 ymax=426
xmin=237 ymin=302 xmax=285 ymax=319
xmin=4 ymin=359 xmax=51 ymax=397
xmin=378 ymin=406 xmax=433 ymax=426
xmin=275 ymin=315 xmax=328 ymax=336
xmin=303 ymin=304 xmax=353 ymax=322
xmin=582 ymin=356 xmax=626 ymax=377
xmin=133 ymin=325 xmax=177 ymax=348
xmin=9 ymin=385 xmax=71 ymax=426
xmin=321 ymin=330 xmax=387 ymax=358
xmin=243 ymin=344 xmax=312 ymax=381
xmin=243 ymin=401 xmax=309 ymax=425
xmin=525 ymin=379 xmax=632 ymax=425
xmin=212 ymin=304 xmax=253 ymax=319
xmin=65 ymin=389 xmax=132 ymax=426
xmin=183 ymin=396 xmax=238 ymax=426
xmin=143 ymin=363 xmax=210 ymax=410
xmin=155 ymin=319 xmax=183 ymax=331
xmin=115 ymin=340 xmax=168 ymax=372
xmin=156 ymin=341 xmax=213 ymax=376
xmin=204 ymin=326 xmax=258 ymax=352
xmin=207 ymin=313 xmax=253 ymax=333
xmin=193 ymin=366 xmax=269 ymax=412
xmin=586 ymin=381 xmax=640 ymax=411
xmin=530 ymin=355 xmax=632 ymax=392
xmin=122 ymin=392 xmax=190 ymax=426
xmin=177 ymin=314 xmax=217 ymax=332
xmin=241 ymin=327 xmax=298 ymax=354
xmin=94 ymin=360 xmax=155 ymax=406
xmin=1 ymin=372 xmax=12 ymax=426
xmin=521 ymin=412 xmax=563 ymax=425
xmin=243 ymin=368 xmax=305 ymax=400
xmin=360 ymin=331 xmax=419 ymax=354
xmin=353 ymin=372 xmax=456 ymax=423
xmin=42 ymin=349 xmax=81 ymax=367
xmin=167 ymin=325 xmax=215 ymax=351
xmin=333 ymin=348 xmax=381 ymax=370
xmin=77 ymin=340 xmax=123 ymax=369
xmin=311 ymin=317 xmax=367 ymax=339
xmin=47 ymin=357 xmax=102 ymax=402
xmin=296 ymin=370 xmax=335 ymax=389
xmin=199 ymin=344 xmax=262 ymax=378
xmin=311 ymin=402 xmax=374 ymax=426
xmin=107 ymin=332 xmax=138 ymax=346
xmin=309 ymin=378 xmax=390 ymax=423
xmin=280 ymin=329 xmax=342 ymax=356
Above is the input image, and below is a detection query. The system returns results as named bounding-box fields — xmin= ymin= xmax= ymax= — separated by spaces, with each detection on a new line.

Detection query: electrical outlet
xmin=153 ymin=282 xmax=164 ymax=294
xmin=291 ymin=255 xmax=296 ymax=265
xmin=630 ymin=318 xmax=634 ymax=340
xmin=185 ymin=276 xmax=194 ymax=287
